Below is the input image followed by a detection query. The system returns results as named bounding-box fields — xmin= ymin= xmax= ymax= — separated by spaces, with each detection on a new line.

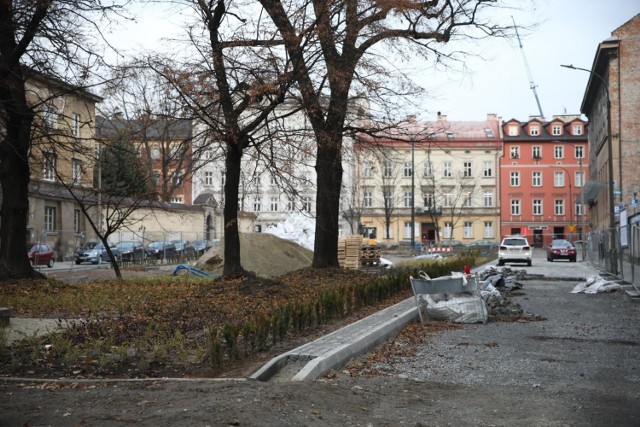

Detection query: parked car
xmin=28 ymin=244 xmax=55 ymax=268
xmin=170 ymin=240 xmax=196 ymax=257
xmin=467 ymin=239 xmax=499 ymax=249
xmin=546 ymin=239 xmax=577 ymax=262
xmin=498 ymin=236 xmax=532 ymax=267
xmin=116 ymin=241 xmax=147 ymax=262
xmin=146 ymin=241 xmax=178 ymax=260
xmin=413 ymin=253 xmax=443 ymax=261
xmin=434 ymin=239 xmax=465 ymax=248
xmin=75 ymin=242 xmax=119 ymax=265
xmin=190 ymin=240 xmax=212 ymax=256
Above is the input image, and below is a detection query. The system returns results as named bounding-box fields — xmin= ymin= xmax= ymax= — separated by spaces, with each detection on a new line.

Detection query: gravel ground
xmin=2 ymin=277 xmax=640 ymax=426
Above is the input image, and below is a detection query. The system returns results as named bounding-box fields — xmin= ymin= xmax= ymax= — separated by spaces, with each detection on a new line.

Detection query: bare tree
xmin=143 ymin=0 xmax=298 ymax=276
xmin=0 ymin=0 xmax=126 ymax=279
xmin=259 ymin=0 xmax=511 ymax=268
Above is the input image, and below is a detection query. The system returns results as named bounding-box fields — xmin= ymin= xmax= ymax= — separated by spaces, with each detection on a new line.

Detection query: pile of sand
xmin=196 ymin=233 xmax=313 ymax=277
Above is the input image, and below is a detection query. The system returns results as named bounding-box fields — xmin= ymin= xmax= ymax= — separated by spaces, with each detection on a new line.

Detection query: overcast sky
xmin=106 ymin=0 xmax=639 ymax=122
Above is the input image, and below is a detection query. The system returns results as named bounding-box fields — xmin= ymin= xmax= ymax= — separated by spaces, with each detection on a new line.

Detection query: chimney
xmin=437 ymin=112 xmax=447 ymax=121
xmin=487 ymin=113 xmax=497 ymax=121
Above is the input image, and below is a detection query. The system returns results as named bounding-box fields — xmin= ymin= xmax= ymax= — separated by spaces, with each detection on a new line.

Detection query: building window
xmin=464 ymin=192 xmax=473 ymax=207
xmin=43 ymin=152 xmax=57 ymax=181
xmin=383 ymin=191 xmax=392 ymax=207
xmin=575 ymin=145 xmax=584 ymax=158
xmin=363 ymin=162 xmax=373 ymax=178
xmin=463 ymin=222 xmax=473 ymax=238
xmin=151 ymin=171 xmax=160 ymax=186
xmin=444 ymin=222 xmax=452 ymax=238
xmin=270 ymin=196 xmax=278 ymax=211
xmin=44 ymin=206 xmax=56 ymax=231
xmin=510 ymin=171 xmax=520 ymax=187
xmin=533 ymin=199 xmax=542 ymax=216
xmin=443 ymin=161 xmax=452 ymax=177
xmin=254 ymin=196 xmax=261 ymax=212
xmin=423 ymin=161 xmax=432 ymax=177
xmin=302 ymin=197 xmax=312 ymax=212
xmin=551 ymin=125 xmax=562 ymax=136
xmin=483 ymin=191 xmax=493 ymax=207
xmin=73 ymin=209 xmax=81 ymax=233
xmin=204 ymin=171 xmax=214 ymax=186
xmin=404 ymin=191 xmax=412 ymax=208
xmin=172 ymin=171 xmax=183 ymax=187
xmin=151 ymin=147 xmax=161 ymax=160
xmin=573 ymin=124 xmax=583 ymax=135
xmin=403 ymin=222 xmax=413 ymax=239
xmin=532 ymin=171 xmax=542 ymax=187
xmin=554 ymin=146 xmax=564 ymax=159
xmin=532 ymin=146 xmax=542 ymax=159
xmin=554 ymin=171 xmax=565 ymax=187
xmin=270 ymin=175 xmax=277 ymax=185
xmin=463 ymin=162 xmax=472 ymax=177
xmin=443 ymin=193 xmax=453 ymax=208
xmin=71 ymin=113 xmax=80 ymax=137
xmin=483 ymin=221 xmax=494 ymax=238
xmin=423 ymin=193 xmax=434 ymax=208
xmin=43 ymin=103 xmax=57 ymax=129
xmin=511 ymin=199 xmax=521 ymax=216
xmin=72 ymin=159 xmax=82 ymax=183
xmin=286 ymin=198 xmax=295 ymax=211
xmin=363 ymin=190 xmax=372 ymax=208
xmin=530 ymin=126 xmax=540 ymax=136
xmin=383 ymin=160 xmax=393 ymax=178
xmin=483 ymin=161 xmax=492 ymax=177
xmin=171 ymin=196 xmax=183 ymax=204
xmin=510 ymin=146 xmax=520 ymax=159
xmin=404 ymin=161 xmax=413 ymax=178
xmin=554 ymin=199 xmax=565 ymax=215
xmin=576 ymin=203 xmax=584 ymax=216
xmin=508 ymin=126 xmax=518 ymax=136
xmin=575 ymin=171 xmax=584 ymax=187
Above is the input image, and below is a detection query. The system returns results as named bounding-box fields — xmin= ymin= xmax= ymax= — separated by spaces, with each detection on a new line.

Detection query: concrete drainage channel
xmin=251 ymin=298 xmax=418 ymax=382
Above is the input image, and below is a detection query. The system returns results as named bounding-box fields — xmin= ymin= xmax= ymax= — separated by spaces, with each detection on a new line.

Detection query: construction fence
xmin=584 ymin=223 xmax=640 ymax=290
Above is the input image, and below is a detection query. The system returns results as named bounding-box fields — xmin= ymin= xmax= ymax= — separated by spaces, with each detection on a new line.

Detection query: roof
xmin=357 ymin=117 xmax=502 ymax=146
xmin=96 ymin=115 xmax=192 ymax=140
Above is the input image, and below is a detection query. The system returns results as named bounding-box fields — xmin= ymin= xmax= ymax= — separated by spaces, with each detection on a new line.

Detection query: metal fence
xmin=584 ymin=224 xmax=640 ymax=290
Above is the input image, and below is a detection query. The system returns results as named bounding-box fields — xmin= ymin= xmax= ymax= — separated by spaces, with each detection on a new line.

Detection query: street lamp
xmin=410 ymin=138 xmax=415 ymax=254
xmin=560 ymin=64 xmax=616 ymax=274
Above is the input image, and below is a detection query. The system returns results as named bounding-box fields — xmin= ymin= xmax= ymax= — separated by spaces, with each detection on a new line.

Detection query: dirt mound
xmin=196 ymin=233 xmax=313 ymax=277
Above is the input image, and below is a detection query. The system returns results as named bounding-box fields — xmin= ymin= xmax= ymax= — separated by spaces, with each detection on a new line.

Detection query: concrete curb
xmin=251 ymin=299 xmax=418 ymax=382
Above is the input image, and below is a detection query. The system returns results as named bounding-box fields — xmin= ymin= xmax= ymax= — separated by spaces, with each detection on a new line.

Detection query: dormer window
xmin=508 ymin=126 xmax=519 ymax=136
xmin=484 ymin=127 xmax=494 ymax=138
xmin=551 ymin=125 xmax=562 ymax=136
xmin=572 ymin=124 xmax=583 ymax=135
xmin=530 ymin=126 xmax=540 ymax=136
xmin=446 ymin=132 xmax=455 ymax=139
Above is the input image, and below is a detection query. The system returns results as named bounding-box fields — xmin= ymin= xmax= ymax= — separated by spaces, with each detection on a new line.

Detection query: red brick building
xmin=499 ymin=116 xmax=589 ymax=247
xmin=580 ymin=13 xmax=640 ymax=232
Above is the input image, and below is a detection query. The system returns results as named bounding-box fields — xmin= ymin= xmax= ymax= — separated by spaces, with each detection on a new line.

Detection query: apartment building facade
xmin=500 ymin=116 xmax=589 ymax=247
xmin=355 ymin=114 xmax=502 ymax=247
xmin=26 ymin=72 xmax=102 ymax=258
xmin=580 ymin=13 xmax=640 ymax=233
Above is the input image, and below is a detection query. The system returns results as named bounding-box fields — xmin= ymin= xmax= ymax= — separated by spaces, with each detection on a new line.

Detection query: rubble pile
xmin=477 ymin=266 xmax=532 ymax=319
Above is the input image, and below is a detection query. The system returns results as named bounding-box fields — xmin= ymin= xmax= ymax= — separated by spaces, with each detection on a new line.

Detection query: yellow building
xmin=354 ymin=114 xmax=502 ymax=248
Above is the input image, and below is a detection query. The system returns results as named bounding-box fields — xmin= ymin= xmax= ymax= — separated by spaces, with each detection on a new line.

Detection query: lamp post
xmin=410 ymin=138 xmax=416 ymax=255
xmin=561 ymin=64 xmax=616 ymax=274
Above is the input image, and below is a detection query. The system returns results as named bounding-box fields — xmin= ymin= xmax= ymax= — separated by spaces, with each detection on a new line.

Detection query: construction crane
xmin=512 ymin=16 xmax=544 ymax=117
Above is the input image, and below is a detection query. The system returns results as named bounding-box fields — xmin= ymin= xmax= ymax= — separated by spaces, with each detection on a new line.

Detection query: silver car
xmin=498 ymin=236 xmax=532 ymax=267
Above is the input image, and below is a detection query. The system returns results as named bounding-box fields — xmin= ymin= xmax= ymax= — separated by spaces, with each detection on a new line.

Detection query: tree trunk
xmin=0 ymin=69 xmax=43 ymax=280
xmin=222 ymin=142 xmax=244 ymax=276
xmin=312 ymin=136 xmax=342 ymax=268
